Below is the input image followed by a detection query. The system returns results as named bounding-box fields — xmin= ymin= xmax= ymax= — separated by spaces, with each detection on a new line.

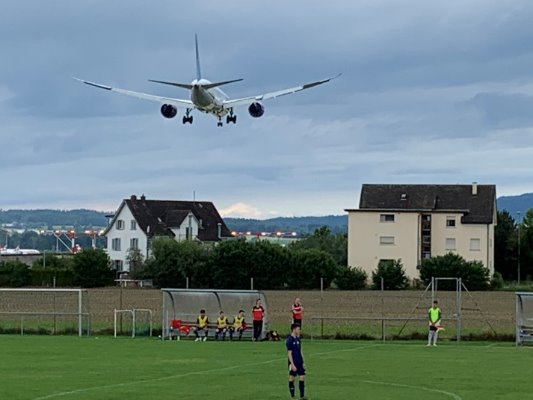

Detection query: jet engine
xmin=160 ymin=104 xmax=177 ymax=119
xmin=248 ymin=102 xmax=265 ymax=118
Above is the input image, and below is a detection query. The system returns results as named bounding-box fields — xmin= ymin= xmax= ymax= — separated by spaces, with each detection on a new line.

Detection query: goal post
xmin=515 ymin=292 xmax=533 ymax=346
xmin=0 ymin=288 xmax=90 ymax=336
xmin=161 ymin=288 xmax=267 ymax=340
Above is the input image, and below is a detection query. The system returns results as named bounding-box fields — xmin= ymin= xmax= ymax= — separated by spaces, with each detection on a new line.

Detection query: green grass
xmin=0 ymin=335 xmax=531 ymax=399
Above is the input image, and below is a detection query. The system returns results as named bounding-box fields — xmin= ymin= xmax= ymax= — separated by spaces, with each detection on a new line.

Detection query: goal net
xmin=161 ymin=289 xmax=267 ymax=340
xmin=0 ymin=289 xmax=90 ymax=336
xmin=516 ymin=292 xmax=533 ymax=345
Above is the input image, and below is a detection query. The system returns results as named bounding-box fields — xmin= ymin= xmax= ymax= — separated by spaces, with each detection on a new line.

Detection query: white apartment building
xmin=104 ymin=195 xmax=231 ymax=271
xmin=346 ymin=183 xmax=497 ymax=279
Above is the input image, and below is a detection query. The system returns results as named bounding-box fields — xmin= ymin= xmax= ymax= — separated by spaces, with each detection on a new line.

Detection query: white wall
xmin=348 ymin=211 xmax=420 ymax=278
xmin=347 ymin=210 xmax=495 ymax=280
xmin=105 ymin=203 xmax=148 ymax=272
xmin=170 ymin=213 xmax=199 ymax=241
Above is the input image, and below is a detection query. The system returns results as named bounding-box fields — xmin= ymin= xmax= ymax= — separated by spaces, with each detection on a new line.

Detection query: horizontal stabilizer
xmin=148 ymin=80 xmax=193 ymax=90
xmin=202 ymin=79 xmax=243 ymax=89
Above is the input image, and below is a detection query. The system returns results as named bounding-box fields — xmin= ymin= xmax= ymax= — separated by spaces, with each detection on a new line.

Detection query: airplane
xmin=74 ymin=35 xmax=340 ymax=127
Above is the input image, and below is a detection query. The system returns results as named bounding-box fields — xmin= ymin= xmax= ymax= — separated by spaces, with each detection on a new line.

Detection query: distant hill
xmin=0 ymin=209 xmax=109 ymax=229
xmin=497 ymin=193 xmax=533 ymax=220
xmin=224 ymin=215 xmax=348 ymax=235
xmin=1 ymin=192 xmax=532 ymax=233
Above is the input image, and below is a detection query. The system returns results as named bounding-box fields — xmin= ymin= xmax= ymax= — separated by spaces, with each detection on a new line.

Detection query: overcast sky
xmin=1 ymin=1 xmax=533 ymax=218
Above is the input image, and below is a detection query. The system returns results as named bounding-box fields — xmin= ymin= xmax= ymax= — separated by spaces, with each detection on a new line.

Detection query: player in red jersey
xmin=291 ymin=298 xmax=303 ymax=328
xmin=252 ymin=298 xmax=265 ymax=341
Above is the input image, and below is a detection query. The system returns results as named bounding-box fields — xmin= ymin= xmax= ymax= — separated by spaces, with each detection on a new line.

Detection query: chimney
xmin=130 ymin=194 xmax=137 ymax=202
xmin=140 ymin=194 xmax=146 ymax=203
xmin=472 ymin=182 xmax=478 ymax=196
xmin=217 ymin=222 xmax=222 ymax=239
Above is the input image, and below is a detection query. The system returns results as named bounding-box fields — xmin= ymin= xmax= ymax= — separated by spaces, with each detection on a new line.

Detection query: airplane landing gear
xmin=226 ymin=109 xmax=237 ymax=124
xmin=182 ymin=109 xmax=193 ymax=124
xmin=217 ymin=116 xmax=223 ymax=127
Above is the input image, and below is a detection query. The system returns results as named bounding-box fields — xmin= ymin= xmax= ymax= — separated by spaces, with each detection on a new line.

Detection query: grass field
xmin=1 ymin=335 xmax=530 ymax=399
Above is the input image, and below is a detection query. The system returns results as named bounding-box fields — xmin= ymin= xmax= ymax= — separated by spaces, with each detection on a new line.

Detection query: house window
xmin=131 ymin=220 xmax=137 ymax=230
xmin=186 ymin=227 xmax=192 ymax=240
xmin=380 ymin=214 xmax=395 ymax=222
xmin=112 ymin=238 xmax=121 ymax=251
xmin=445 ymin=238 xmax=456 ymax=251
xmin=113 ymin=260 xmax=123 ymax=270
xmin=379 ymin=236 xmax=395 ymax=245
xmin=446 ymin=217 xmax=456 ymax=227
xmin=130 ymin=238 xmax=139 ymax=250
xmin=116 ymin=220 xmax=125 ymax=230
xmin=470 ymin=238 xmax=481 ymax=251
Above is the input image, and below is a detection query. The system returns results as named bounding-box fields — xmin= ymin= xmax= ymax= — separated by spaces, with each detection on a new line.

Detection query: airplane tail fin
xmin=195 ymin=33 xmax=201 ymax=80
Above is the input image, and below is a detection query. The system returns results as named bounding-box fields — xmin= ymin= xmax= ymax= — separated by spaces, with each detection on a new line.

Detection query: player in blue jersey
xmin=286 ymin=323 xmax=307 ymax=400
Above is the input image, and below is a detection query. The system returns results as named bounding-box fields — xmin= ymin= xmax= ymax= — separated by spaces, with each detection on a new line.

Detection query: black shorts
xmin=293 ymin=318 xmax=302 ymax=327
xmin=429 ymin=325 xmax=438 ymax=332
xmin=289 ymin=362 xmax=305 ymax=376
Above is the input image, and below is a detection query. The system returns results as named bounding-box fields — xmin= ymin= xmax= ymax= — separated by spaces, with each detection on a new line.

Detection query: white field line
xmin=32 ymin=344 xmax=379 ymax=400
xmin=361 ymin=380 xmax=462 ymax=400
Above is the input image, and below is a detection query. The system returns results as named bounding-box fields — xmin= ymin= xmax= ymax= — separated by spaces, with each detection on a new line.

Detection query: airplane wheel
xmin=233 ymin=115 xmax=237 ymax=124
xmin=189 ymin=116 xmax=193 ymax=124
xmin=226 ymin=116 xmax=231 ymax=124
xmin=182 ymin=116 xmax=187 ymax=124
xmin=217 ymin=122 xmax=223 ymax=127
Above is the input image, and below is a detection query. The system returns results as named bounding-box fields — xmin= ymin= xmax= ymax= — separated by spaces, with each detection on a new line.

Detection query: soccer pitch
xmin=1 ymin=336 xmax=530 ymax=399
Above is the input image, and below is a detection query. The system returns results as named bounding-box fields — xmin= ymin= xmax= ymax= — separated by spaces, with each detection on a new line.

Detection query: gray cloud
xmin=1 ymin=1 xmax=533 ymax=217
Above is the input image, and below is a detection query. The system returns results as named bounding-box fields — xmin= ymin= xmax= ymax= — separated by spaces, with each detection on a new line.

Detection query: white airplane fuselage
xmin=190 ymin=79 xmax=230 ymax=117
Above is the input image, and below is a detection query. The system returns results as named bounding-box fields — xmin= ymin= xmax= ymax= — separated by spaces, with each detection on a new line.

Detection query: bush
xmin=0 ymin=260 xmax=31 ymax=287
xmin=334 ymin=266 xmax=367 ymax=290
xmin=286 ymin=249 xmax=339 ymax=289
xmin=490 ymin=272 xmax=504 ymax=290
xmin=371 ymin=259 xmax=408 ymax=290
xmin=419 ymin=253 xmax=491 ymax=290
xmin=72 ymin=248 xmax=115 ymax=288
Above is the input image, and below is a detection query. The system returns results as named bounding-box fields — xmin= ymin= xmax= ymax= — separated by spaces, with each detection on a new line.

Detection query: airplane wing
xmin=222 ymin=74 xmax=341 ymax=108
xmin=73 ymin=78 xmax=193 ymax=107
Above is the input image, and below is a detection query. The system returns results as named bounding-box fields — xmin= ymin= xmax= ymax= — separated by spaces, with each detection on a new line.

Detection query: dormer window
xmin=401 ymin=193 xmax=407 ymax=201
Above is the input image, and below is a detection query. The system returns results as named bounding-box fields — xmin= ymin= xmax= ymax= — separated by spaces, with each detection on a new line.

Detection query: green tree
xmin=520 ymin=209 xmax=533 ymax=281
xmin=248 ymin=240 xmax=289 ymax=289
xmin=419 ymin=253 xmax=490 ymax=290
xmin=142 ymin=238 xmax=213 ymax=288
xmin=126 ymin=248 xmax=145 ymax=277
xmin=372 ymin=259 xmax=408 ymax=290
xmin=494 ymin=210 xmax=518 ymax=280
xmin=290 ymin=226 xmax=347 ymax=266
xmin=334 ymin=265 xmax=367 ymax=290
xmin=72 ymin=248 xmax=115 ymax=288
xmin=0 ymin=260 xmax=31 ymax=287
xmin=210 ymin=239 xmax=254 ymax=289
xmin=286 ymin=249 xmax=339 ymax=289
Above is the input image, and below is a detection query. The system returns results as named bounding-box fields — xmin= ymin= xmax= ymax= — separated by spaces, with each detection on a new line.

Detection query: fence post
xmin=320 ymin=277 xmax=324 ymax=338
xmin=251 ymin=277 xmax=254 ymax=290
xmin=381 ymin=277 xmax=385 ymax=342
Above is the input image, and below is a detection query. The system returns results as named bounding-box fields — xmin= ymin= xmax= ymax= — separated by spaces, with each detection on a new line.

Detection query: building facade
xmin=104 ymin=195 xmax=232 ymax=271
xmin=346 ymin=183 xmax=496 ymax=279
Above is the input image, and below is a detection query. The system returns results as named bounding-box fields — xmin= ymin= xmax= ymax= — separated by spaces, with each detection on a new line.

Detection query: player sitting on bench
xmin=215 ymin=311 xmax=229 ymax=341
xmin=229 ymin=309 xmax=246 ymax=341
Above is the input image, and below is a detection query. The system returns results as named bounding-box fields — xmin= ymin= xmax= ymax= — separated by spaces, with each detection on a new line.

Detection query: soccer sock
xmin=288 ymin=381 xmax=295 ymax=398
xmin=299 ymin=380 xmax=305 ymax=398
xmin=194 ymin=330 xmax=199 ymax=338
xmin=205 ymin=330 xmax=208 ymax=338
